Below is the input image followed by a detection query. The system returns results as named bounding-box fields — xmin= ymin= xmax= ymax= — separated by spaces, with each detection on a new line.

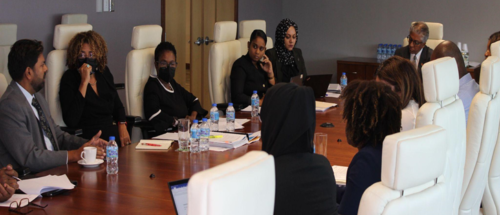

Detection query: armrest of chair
xmin=60 ymin=127 xmax=83 ymax=136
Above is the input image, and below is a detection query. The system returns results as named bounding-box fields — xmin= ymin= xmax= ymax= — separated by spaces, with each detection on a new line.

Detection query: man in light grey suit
xmin=0 ymin=39 xmax=106 ymax=173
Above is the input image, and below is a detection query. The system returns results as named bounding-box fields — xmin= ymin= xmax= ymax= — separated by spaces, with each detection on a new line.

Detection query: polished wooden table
xmin=5 ymin=97 xmax=356 ymax=214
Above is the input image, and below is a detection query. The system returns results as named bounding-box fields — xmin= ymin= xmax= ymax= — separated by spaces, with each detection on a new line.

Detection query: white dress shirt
xmin=457 ymin=73 xmax=480 ymax=125
xmin=401 ymin=99 xmax=419 ymax=132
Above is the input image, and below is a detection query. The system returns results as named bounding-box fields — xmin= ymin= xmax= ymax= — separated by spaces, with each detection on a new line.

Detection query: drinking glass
xmin=177 ymin=119 xmax=190 ymax=152
xmin=314 ymin=133 xmax=328 ymax=157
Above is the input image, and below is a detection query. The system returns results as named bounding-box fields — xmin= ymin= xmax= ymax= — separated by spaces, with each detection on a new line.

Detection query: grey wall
xmin=0 ymin=0 xmax=160 ymax=108
xmin=238 ymin=0 xmax=283 ymax=41
xmin=282 ymin=0 xmax=500 ymax=82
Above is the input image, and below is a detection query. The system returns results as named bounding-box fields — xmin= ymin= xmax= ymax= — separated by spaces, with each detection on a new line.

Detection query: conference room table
xmin=4 ymin=97 xmax=357 ymax=214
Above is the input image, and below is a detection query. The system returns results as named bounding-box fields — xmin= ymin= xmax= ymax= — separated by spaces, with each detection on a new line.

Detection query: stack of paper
xmin=316 ymin=101 xmax=337 ymax=112
xmin=332 ymin=165 xmax=348 ymax=186
xmin=153 ymin=132 xmax=178 ymax=140
xmin=135 ymin=139 xmax=173 ymax=150
xmin=0 ymin=194 xmax=39 ymax=207
xmin=209 ymin=132 xmax=248 ymax=148
xmin=241 ymin=106 xmax=261 ymax=113
xmin=18 ymin=174 xmax=75 ymax=195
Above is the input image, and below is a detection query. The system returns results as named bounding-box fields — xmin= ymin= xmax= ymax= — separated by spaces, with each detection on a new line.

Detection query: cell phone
xmin=259 ymin=57 xmax=266 ymax=65
xmin=14 ymin=167 xmax=31 ymax=178
xmin=41 ymin=181 xmax=78 ymax=197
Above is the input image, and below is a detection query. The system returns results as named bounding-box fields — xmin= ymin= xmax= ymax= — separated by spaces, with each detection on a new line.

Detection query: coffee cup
xmin=81 ymin=147 xmax=97 ymax=164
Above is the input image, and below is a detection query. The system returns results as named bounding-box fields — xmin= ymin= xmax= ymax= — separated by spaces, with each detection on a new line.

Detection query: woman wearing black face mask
xmin=59 ymin=30 xmax=131 ymax=146
xmin=143 ymin=42 xmax=207 ymax=135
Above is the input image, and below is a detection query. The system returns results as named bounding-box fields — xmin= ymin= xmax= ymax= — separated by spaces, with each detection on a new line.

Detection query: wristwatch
xmin=118 ymin=121 xmax=127 ymax=126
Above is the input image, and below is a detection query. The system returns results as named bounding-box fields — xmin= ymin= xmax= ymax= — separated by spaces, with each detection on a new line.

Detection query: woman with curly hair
xmin=59 ymin=30 xmax=131 ymax=146
xmin=337 ymin=80 xmax=401 ymax=215
xmin=266 ymin=18 xmax=307 ymax=83
xmin=376 ymin=56 xmax=424 ymax=131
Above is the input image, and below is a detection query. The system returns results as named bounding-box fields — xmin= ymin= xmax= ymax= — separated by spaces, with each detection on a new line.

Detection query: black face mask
xmin=158 ymin=66 xmax=176 ymax=83
xmin=78 ymin=58 xmax=98 ymax=74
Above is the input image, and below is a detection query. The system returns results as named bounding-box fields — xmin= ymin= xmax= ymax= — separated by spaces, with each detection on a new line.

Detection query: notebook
xmin=169 ymin=178 xmax=190 ymax=215
xmin=135 ymin=139 xmax=173 ymax=150
xmin=18 ymin=174 xmax=75 ymax=195
xmin=332 ymin=165 xmax=348 ymax=186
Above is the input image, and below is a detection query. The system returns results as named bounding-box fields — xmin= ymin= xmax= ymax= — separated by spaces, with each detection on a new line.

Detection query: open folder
xmin=18 ymin=174 xmax=75 ymax=195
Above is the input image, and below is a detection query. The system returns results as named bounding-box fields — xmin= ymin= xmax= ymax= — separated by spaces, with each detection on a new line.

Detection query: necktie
xmin=413 ymin=55 xmax=418 ymax=70
xmin=31 ymin=97 xmax=58 ymax=151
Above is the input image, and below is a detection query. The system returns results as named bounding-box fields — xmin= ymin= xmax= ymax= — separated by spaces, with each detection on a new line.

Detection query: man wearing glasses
xmin=143 ymin=41 xmax=207 ymax=136
xmin=394 ymin=21 xmax=433 ymax=74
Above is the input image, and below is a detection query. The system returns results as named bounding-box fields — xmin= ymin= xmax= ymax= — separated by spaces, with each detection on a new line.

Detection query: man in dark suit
xmin=0 ymin=39 xmax=106 ymax=173
xmin=394 ymin=21 xmax=433 ymax=75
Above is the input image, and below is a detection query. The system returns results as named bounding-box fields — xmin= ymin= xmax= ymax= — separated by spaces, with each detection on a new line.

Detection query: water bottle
xmin=382 ymin=44 xmax=387 ymax=60
xmin=190 ymin=120 xmax=200 ymax=153
xmin=377 ymin=44 xmax=383 ymax=63
xmin=251 ymin=91 xmax=260 ymax=117
xmin=210 ymin=103 xmax=219 ymax=131
xmin=392 ymin=44 xmax=397 ymax=57
xmin=106 ymin=136 xmax=118 ymax=174
xmin=226 ymin=102 xmax=236 ymax=132
xmin=200 ymin=118 xmax=210 ymax=151
xmin=387 ymin=44 xmax=393 ymax=57
xmin=462 ymin=43 xmax=469 ymax=67
xmin=340 ymin=72 xmax=348 ymax=92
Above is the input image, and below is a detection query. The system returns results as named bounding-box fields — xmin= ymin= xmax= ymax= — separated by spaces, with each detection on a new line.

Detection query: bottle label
xmin=341 ymin=78 xmax=347 ymax=86
xmin=191 ymin=129 xmax=200 ymax=139
xmin=251 ymin=98 xmax=259 ymax=107
xmin=227 ymin=112 xmax=235 ymax=120
xmin=200 ymin=128 xmax=210 ymax=137
xmin=107 ymin=146 xmax=118 ymax=158
xmin=210 ymin=112 xmax=219 ymax=121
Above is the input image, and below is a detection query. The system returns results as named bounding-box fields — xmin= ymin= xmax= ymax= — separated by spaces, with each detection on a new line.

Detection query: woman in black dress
xmin=337 ymin=80 xmax=402 ymax=215
xmin=261 ymin=83 xmax=337 ymax=215
xmin=266 ymin=18 xmax=307 ymax=83
xmin=143 ymin=42 xmax=207 ymax=135
xmin=59 ymin=31 xmax=130 ymax=146
xmin=230 ymin=30 xmax=275 ymax=106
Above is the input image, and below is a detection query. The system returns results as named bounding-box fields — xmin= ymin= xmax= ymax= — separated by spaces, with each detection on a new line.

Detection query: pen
xmin=11 ymin=176 xmax=21 ymax=181
xmin=209 ymin=135 xmax=223 ymax=138
xmin=142 ymin=143 xmax=162 ymax=147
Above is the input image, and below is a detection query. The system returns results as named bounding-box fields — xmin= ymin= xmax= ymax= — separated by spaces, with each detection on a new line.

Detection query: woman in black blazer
xmin=266 ymin=18 xmax=307 ymax=83
xmin=337 ymin=80 xmax=402 ymax=215
xmin=230 ymin=30 xmax=275 ymax=106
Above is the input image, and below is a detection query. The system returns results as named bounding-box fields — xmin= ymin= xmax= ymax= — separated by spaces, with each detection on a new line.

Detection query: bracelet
xmin=118 ymin=121 xmax=127 ymax=126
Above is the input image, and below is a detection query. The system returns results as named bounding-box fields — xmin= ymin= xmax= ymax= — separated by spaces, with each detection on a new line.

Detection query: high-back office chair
xmin=45 ymin=24 xmax=93 ymax=127
xmin=482 ymin=41 xmax=500 ymax=215
xmin=460 ymin=41 xmax=500 ymax=215
xmin=61 ymin=14 xmax=88 ymax=24
xmin=187 ymin=151 xmax=275 ymax=215
xmin=208 ymin=21 xmax=241 ymax=104
xmin=416 ymin=57 xmax=466 ymax=214
xmin=403 ymin=22 xmax=444 ymax=50
xmin=124 ymin=25 xmax=162 ymax=141
xmin=237 ymin=20 xmax=274 ymax=56
xmin=0 ymin=73 xmax=7 ymax=97
xmin=358 ymin=125 xmax=448 ymax=215
xmin=0 ymin=23 xmax=16 ymax=84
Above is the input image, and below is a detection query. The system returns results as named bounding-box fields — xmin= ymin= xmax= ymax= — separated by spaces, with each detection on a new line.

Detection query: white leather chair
xmin=416 ymin=57 xmax=466 ymax=214
xmin=482 ymin=41 xmax=500 ymax=215
xmin=0 ymin=23 xmax=17 ymax=84
xmin=460 ymin=41 xmax=500 ymax=215
xmin=45 ymin=24 xmax=93 ymax=127
xmin=124 ymin=25 xmax=162 ymax=142
xmin=237 ymin=20 xmax=273 ymax=56
xmin=0 ymin=73 xmax=7 ymax=98
xmin=187 ymin=151 xmax=275 ymax=215
xmin=61 ymin=14 xmax=88 ymax=24
xmin=359 ymin=125 xmax=448 ymax=215
xmin=208 ymin=21 xmax=241 ymax=104
xmin=403 ymin=22 xmax=444 ymax=50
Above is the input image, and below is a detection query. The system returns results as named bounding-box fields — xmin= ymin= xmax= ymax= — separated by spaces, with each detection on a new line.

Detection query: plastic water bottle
xmin=106 ymin=136 xmax=118 ymax=174
xmin=391 ymin=44 xmax=397 ymax=57
xmin=251 ymin=91 xmax=259 ymax=117
xmin=199 ymin=118 xmax=210 ymax=151
xmin=226 ymin=102 xmax=236 ymax=132
xmin=377 ymin=44 xmax=383 ymax=63
xmin=382 ymin=44 xmax=387 ymax=60
xmin=190 ymin=120 xmax=200 ymax=153
xmin=340 ymin=72 xmax=348 ymax=92
xmin=210 ymin=103 xmax=219 ymax=131
xmin=462 ymin=43 xmax=469 ymax=67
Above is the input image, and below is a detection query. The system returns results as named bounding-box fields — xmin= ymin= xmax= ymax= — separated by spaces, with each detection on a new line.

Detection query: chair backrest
xmin=237 ymin=20 xmax=273 ymax=56
xmin=482 ymin=41 xmax=500 ymax=215
xmin=0 ymin=23 xmax=17 ymax=83
xmin=403 ymin=22 xmax=444 ymax=50
xmin=208 ymin=21 xmax=241 ymax=104
xmin=187 ymin=151 xmax=275 ymax=215
xmin=0 ymin=73 xmax=7 ymax=98
xmin=359 ymin=125 xmax=448 ymax=215
xmin=416 ymin=57 xmax=466 ymax=214
xmin=125 ymin=25 xmax=162 ymax=118
xmin=45 ymin=24 xmax=93 ymax=127
xmin=61 ymin=14 xmax=88 ymax=24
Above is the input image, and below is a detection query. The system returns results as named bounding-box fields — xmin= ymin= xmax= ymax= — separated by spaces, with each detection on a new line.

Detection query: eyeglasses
xmin=9 ymin=198 xmax=48 ymax=215
xmin=407 ymin=35 xmax=424 ymax=46
xmin=78 ymin=52 xmax=95 ymax=59
xmin=157 ymin=61 xmax=178 ymax=68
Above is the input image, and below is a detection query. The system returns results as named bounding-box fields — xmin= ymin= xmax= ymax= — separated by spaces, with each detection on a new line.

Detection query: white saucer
xmin=78 ymin=159 xmax=104 ymax=168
